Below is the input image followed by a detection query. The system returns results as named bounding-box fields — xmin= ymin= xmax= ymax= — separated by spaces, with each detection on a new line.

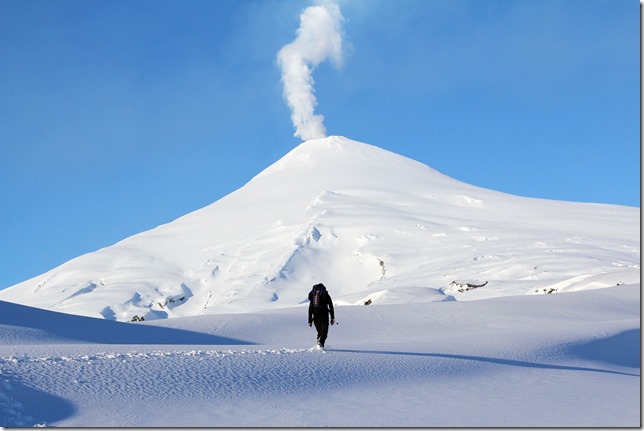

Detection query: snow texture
xmin=0 ymin=284 xmax=639 ymax=427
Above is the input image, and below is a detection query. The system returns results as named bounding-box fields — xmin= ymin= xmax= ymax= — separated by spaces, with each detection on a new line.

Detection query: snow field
xmin=0 ymin=283 xmax=639 ymax=427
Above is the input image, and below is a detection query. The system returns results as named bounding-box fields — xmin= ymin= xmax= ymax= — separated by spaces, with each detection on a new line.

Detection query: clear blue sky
xmin=0 ymin=0 xmax=639 ymax=290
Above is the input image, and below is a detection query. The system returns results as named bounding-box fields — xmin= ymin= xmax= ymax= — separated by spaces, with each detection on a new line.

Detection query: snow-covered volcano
xmin=0 ymin=136 xmax=639 ymax=320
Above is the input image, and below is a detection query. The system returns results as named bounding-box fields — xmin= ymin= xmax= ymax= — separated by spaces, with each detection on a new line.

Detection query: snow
xmin=0 ymin=136 xmax=638 ymax=321
xmin=0 ymin=284 xmax=639 ymax=427
xmin=0 ymin=136 xmax=639 ymax=426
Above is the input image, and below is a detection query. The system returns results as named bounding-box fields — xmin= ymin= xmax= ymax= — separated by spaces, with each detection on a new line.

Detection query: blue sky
xmin=0 ymin=0 xmax=639 ymax=290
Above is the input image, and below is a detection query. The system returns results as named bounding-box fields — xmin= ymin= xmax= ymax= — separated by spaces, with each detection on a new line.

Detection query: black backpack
xmin=311 ymin=283 xmax=326 ymax=308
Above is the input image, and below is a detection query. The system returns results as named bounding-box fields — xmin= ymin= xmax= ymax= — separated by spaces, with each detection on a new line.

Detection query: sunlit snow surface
xmin=0 ymin=137 xmax=638 ymax=321
xmin=0 ymin=284 xmax=639 ymax=427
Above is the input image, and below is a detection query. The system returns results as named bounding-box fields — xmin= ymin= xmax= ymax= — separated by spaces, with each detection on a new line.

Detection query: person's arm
xmin=327 ymin=294 xmax=335 ymax=324
xmin=308 ymin=296 xmax=313 ymax=326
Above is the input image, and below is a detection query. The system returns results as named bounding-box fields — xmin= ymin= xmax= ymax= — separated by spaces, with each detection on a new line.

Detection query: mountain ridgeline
xmin=0 ymin=136 xmax=639 ymax=321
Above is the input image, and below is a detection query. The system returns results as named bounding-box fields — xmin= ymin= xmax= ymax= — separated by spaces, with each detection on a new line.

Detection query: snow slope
xmin=0 ymin=136 xmax=639 ymax=321
xmin=0 ymin=283 xmax=639 ymax=427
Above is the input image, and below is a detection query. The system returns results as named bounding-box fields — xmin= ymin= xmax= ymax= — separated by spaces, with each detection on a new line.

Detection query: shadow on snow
xmin=566 ymin=328 xmax=640 ymax=369
xmin=331 ymin=337 xmax=639 ymax=378
xmin=0 ymin=300 xmax=253 ymax=346
xmin=0 ymin=370 xmax=76 ymax=427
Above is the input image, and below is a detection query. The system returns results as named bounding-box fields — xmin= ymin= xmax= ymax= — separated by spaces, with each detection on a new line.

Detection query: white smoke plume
xmin=277 ymin=0 xmax=345 ymax=141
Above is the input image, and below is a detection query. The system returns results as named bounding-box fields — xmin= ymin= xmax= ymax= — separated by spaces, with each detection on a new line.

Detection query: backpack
xmin=311 ymin=283 xmax=326 ymax=308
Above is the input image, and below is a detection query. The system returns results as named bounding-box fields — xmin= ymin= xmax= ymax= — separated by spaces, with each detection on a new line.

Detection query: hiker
xmin=308 ymin=283 xmax=335 ymax=348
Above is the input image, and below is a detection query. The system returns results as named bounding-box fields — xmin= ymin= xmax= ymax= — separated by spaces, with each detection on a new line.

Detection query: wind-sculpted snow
xmin=0 ymin=345 xmax=474 ymax=426
xmin=0 ymin=347 xmax=451 ymax=402
xmin=3 ymin=343 xmax=636 ymax=427
xmin=0 ymin=285 xmax=639 ymax=427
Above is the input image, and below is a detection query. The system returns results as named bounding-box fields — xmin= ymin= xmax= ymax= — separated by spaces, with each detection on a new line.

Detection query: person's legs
xmin=313 ymin=312 xmax=329 ymax=347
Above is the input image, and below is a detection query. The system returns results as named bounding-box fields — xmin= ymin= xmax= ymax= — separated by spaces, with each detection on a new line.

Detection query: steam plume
xmin=277 ymin=0 xmax=344 ymax=141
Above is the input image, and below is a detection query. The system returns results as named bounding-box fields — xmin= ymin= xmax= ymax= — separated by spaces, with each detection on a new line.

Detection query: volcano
xmin=0 ymin=136 xmax=638 ymax=321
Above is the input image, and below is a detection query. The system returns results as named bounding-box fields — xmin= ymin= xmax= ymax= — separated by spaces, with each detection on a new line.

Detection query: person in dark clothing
xmin=308 ymin=283 xmax=335 ymax=348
